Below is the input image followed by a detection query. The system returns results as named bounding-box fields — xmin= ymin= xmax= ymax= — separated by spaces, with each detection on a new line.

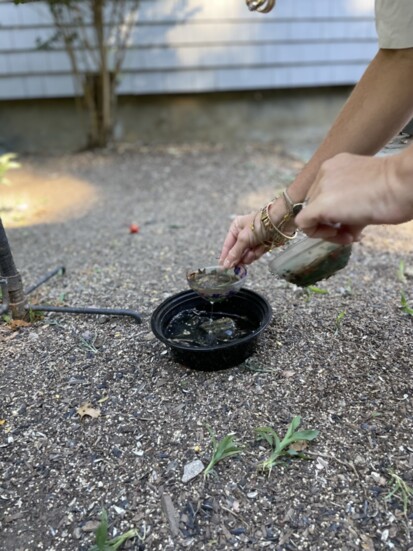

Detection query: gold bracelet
xmin=260 ymin=202 xmax=297 ymax=249
xmin=250 ymin=209 xmax=273 ymax=251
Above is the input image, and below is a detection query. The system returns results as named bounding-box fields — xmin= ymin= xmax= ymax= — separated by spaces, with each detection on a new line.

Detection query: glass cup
xmin=268 ymin=233 xmax=352 ymax=287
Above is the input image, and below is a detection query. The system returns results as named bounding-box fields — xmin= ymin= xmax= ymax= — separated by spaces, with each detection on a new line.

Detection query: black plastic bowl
xmin=151 ymin=289 xmax=272 ymax=370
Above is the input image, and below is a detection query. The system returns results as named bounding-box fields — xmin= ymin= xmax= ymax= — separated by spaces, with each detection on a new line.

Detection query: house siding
xmin=0 ymin=0 xmax=377 ymax=100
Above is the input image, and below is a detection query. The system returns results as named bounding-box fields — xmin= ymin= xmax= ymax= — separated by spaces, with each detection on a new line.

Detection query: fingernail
xmin=223 ymin=259 xmax=231 ymax=268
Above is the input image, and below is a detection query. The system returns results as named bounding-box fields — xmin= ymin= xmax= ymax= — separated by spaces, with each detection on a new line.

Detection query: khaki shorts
xmin=375 ymin=0 xmax=413 ymax=49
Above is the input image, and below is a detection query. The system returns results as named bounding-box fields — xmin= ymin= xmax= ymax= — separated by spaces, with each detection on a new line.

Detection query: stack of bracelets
xmin=251 ymin=190 xmax=304 ymax=251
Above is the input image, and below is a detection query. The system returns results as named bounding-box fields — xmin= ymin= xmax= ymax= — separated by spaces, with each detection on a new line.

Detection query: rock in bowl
xmin=151 ymin=289 xmax=272 ymax=371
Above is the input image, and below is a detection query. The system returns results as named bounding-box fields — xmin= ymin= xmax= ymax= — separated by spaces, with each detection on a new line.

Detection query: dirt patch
xmin=0 ymin=145 xmax=412 ymax=551
xmin=0 ymin=166 xmax=98 ymax=228
xmin=363 ymin=222 xmax=413 ymax=254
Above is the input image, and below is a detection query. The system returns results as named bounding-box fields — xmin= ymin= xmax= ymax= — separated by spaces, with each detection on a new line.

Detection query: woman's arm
xmin=220 ymin=47 xmax=413 ymax=268
xmin=286 ymin=47 xmax=413 ymax=204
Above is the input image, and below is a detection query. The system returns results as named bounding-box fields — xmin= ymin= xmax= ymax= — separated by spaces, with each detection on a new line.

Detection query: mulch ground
xmin=0 ymin=143 xmax=412 ymax=551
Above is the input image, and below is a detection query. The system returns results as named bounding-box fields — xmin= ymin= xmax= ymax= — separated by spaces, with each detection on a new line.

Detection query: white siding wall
xmin=0 ymin=0 xmax=377 ymax=100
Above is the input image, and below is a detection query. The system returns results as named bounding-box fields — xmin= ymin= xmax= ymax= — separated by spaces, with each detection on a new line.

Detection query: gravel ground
xmin=0 ymin=142 xmax=412 ymax=551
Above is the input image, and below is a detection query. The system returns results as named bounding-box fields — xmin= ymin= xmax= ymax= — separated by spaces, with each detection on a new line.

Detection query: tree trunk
xmin=93 ymin=0 xmax=115 ymax=147
xmin=83 ymin=71 xmax=116 ymax=148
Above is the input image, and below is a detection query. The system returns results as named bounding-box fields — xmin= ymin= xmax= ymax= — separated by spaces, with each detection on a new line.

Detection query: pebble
xmin=82 ymin=520 xmax=100 ymax=532
xmin=230 ymin=527 xmax=246 ymax=535
xmin=182 ymin=460 xmax=204 ymax=483
xmin=111 ymin=447 xmax=122 ymax=458
xmin=97 ymin=315 xmax=110 ymax=324
xmin=112 ymin=505 xmax=126 ymax=516
xmin=381 ymin=529 xmax=389 ymax=542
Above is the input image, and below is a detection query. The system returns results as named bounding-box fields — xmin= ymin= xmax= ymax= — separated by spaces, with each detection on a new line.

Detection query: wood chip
xmin=161 ymin=493 xmax=179 ymax=536
xmin=76 ymin=403 xmax=100 ymax=419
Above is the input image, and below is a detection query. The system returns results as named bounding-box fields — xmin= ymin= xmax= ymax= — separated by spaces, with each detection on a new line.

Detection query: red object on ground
xmin=129 ymin=223 xmax=139 ymax=234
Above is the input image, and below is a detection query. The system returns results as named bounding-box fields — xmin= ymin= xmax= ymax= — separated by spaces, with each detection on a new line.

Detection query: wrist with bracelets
xmin=251 ymin=189 xmax=304 ymax=251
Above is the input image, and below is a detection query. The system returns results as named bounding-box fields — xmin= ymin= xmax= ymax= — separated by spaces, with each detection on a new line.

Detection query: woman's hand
xmin=219 ymin=196 xmax=297 ymax=268
xmin=294 ymin=149 xmax=413 ymax=244
xmin=219 ymin=211 xmax=268 ymax=268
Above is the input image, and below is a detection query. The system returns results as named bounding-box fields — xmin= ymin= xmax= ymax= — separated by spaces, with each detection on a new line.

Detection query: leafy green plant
xmin=400 ymin=292 xmax=413 ymax=316
xmin=89 ymin=509 xmax=138 ymax=551
xmin=256 ymin=416 xmax=319 ymax=474
xmin=0 ymin=153 xmax=20 ymax=185
xmin=386 ymin=471 xmax=413 ymax=515
xmin=204 ymin=426 xmax=243 ymax=478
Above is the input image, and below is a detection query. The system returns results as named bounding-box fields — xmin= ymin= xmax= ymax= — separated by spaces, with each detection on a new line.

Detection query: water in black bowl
xmin=151 ymin=289 xmax=272 ymax=371
xmin=165 ymin=308 xmax=255 ymax=347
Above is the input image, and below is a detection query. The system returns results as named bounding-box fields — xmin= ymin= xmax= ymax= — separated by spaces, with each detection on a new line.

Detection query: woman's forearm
xmin=287 ymin=47 xmax=413 ymax=202
xmin=220 ymin=48 xmax=413 ymax=269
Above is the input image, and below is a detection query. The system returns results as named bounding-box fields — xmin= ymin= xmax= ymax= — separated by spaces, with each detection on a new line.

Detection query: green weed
xmin=204 ymin=426 xmax=243 ymax=478
xmin=335 ymin=310 xmax=346 ymax=332
xmin=397 ymin=259 xmax=407 ymax=284
xmin=28 ymin=308 xmax=44 ymax=323
xmin=303 ymin=285 xmax=329 ymax=301
xmin=89 ymin=509 xmax=139 ymax=551
xmin=400 ymin=292 xmax=413 ymax=316
xmin=386 ymin=471 xmax=413 ymax=515
xmin=256 ymin=416 xmax=319 ymax=474
xmin=79 ymin=333 xmax=98 ymax=354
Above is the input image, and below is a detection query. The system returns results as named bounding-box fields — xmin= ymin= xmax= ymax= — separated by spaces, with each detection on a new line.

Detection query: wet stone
xmin=165 ymin=308 xmax=254 ymax=347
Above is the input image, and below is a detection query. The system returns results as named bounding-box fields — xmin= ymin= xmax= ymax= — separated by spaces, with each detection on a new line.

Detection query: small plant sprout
xmin=256 ymin=416 xmax=319 ymax=474
xmin=335 ymin=310 xmax=346 ymax=332
xmin=397 ymin=259 xmax=407 ymax=284
xmin=307 ymin=285 xmax=329 ymax=295
xmin=204 ymin=426 xmax=243 ymax=478
xmin=386 ymin=471 xmax=413 ymax=516
xmin=302 ymin=285 xmax=329 ymax=301
xmin=79 ymin=332 xmax=99 ymax=354
xmin=28 ymin=308 xmax=44 ymax=323
xmin=400 ymin=292 xmax=413 ymax=316
xmin=89 ymin=509 xmax=140 ymax=551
